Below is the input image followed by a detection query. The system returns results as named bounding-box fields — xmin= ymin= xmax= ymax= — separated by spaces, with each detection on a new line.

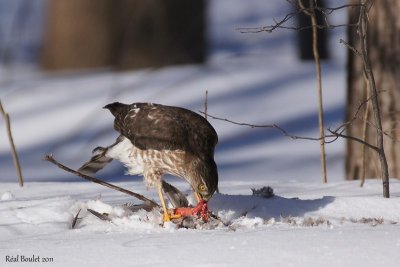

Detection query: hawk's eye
xmin=198 ymin=184 xmax=206 ymax=191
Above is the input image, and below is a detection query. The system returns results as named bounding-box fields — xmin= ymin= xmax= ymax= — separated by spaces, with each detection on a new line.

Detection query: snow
xmin=1 ymin=0 xmax=400 ymax=266
xmin=1 ymin=181 xmax=400 ymax=267
xmin=1 ymin=191 xmax=14 ymax=201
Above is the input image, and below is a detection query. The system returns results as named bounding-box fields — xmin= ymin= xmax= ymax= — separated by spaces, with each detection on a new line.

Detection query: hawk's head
xmin=103 ymin=102 xmax=128 ymax=116
xmin=191 ymin=158 xmax=218 ymax=201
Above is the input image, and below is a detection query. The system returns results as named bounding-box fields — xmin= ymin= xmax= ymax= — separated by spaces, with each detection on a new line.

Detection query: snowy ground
xmin=1 ymin=0 xmax=400 ymax=266
xmin=1 ymin=180 xmax=400 ymax=267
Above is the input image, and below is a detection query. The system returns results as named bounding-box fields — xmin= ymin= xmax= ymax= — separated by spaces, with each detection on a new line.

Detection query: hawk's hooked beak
xmin=199 ymin=192 xmax=212 ymax=201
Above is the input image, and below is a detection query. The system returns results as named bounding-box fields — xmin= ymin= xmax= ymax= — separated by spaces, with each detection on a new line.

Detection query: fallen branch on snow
xmin=43 ymin=154 xmax=160 ymax=208
xmin=71 ymin=209 xmax=81 ymax=229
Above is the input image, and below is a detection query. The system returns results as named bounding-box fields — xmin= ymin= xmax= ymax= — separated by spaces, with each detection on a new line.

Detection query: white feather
xmin=106 ymin=137 xmax=145 ymax=175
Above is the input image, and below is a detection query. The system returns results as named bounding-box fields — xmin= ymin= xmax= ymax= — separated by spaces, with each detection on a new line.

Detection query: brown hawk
xmin=79 ymin=102 xmax=218 ymax=222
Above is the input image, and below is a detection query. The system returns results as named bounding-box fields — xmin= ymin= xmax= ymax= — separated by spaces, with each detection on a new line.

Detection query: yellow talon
xmin=169 ymin=213 xmax=182 ymax=219
xmin=163 ymin=213 xmax=171 ymax=222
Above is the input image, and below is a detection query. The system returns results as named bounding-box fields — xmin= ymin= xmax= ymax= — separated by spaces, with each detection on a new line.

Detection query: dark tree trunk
xmin=41 ymin=0 xmax=206 ymax=71
xmin=346 ymin=0 xmax=400 ymax=180
xmin=41 ymin=0 xmax=119 ymax=70
xmin=115 ymin=0 xmax=206 ymax=69
xmin=297 ymin=0 xmax=329 ymax=60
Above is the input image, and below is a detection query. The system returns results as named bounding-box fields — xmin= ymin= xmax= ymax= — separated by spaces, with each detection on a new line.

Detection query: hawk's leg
xmin=144 ymin=169 xmax=175 ymax=223
xmin=158 ymin=184 xmax=184 ymax=223
xmin=157 ymin=184 xmax=171 ymax=222
xmin=143 ymin=170 xmax=171 ymax=223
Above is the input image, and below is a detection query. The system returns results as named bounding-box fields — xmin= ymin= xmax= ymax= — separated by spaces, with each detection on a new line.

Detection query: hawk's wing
xmin=114 ymin=103 xmax=218 ymax=158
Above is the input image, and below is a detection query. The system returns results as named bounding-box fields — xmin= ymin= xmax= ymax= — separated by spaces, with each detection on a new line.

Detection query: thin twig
xmin=339 ymin=39 xmax=362 ymax=57
xmin=304 ymin=0 xmax=328 ymax=183
xmin=87 ymin=209 xmax=112 ymax=222
xmin=328 ymin=128 xmax=379 ymax=152
xmin=43 ymin=154 xmax=160 ymax=208
xmin=236 ymin=3 xmax=362 ymax=34
xmin=71 ymin=209 xmax=81 ymax=229
xmin=331 ymin=91 xmax=400 ymax=144
xmin=202 ymin=108 xmax=386 ymax=156
xmin=204 ymin=90 xmax=208 ymax=120
xmin=360 ymin=72 xmax=370 ymax=187
xmin=0 ymin=100 xmax=24 ymax=187
xmin=201 ymin=111 xmax=340 ymax=143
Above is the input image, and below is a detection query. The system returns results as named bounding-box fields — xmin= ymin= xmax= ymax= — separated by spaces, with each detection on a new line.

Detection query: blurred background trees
xmin=41 ymin=0 xmax=206 ymax=71
xmin=2 ymin=0 xmax=400 ymax=184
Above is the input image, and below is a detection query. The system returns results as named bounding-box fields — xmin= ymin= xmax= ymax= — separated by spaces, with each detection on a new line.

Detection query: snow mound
xmin=1 ymin=191 xmax=14 ymax=201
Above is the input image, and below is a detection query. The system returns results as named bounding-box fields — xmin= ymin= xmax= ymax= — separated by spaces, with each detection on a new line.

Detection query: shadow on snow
xmin=209 ymin=193 xmax=335 ymax=221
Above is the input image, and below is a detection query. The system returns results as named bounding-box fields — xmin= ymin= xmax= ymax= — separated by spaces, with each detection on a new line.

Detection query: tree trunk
xmin=115 ymin=0 xmax=206 ymax=69
xmin=41 ymin=0 xmax=118 ymax=70
xmin=346 ymin=0 xmax=400 ymax=180
xmin=41 ymin=0 xmax=206 ymax=71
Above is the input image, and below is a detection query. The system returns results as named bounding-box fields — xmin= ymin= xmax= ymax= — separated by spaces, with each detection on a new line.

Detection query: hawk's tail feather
xmin=92 ymin=146 xmax=106 ymax=154
xmin=79 ymin=136 xmax=124 ymax=174
xmin=78 ymin=146 xmax=113 ymax=174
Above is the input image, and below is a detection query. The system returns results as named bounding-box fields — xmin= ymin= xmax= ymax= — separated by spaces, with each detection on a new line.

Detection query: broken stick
xmin=0 ymin=100 xmax=24 ymax=187
xmin=43 ymin=154 xmax=160 ymax=208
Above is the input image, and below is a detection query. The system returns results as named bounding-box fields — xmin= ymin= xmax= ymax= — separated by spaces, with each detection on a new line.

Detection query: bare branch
xmin=0 ymin=100 xmax=24 ymax=187
xmin=236 ymin=3 xmax=362 ymax=34
xmin=340 ymin=39 xmax=362 ymax=57
xmin=87 ymin=209 xmax=112 ymax=222
xmin=202 ymin=109 xmax=383 ymax=167
xmin=43 ymin=154 xmax=160 ymax=208
xmin=330 ymin=89 xmax=400 ymax=145
xmin=201 ymin=105 xmax=389 ymax=166
xmin=71 ymin=209 xmax=81 ymax=229
xmin=361 ymin=72 xmax=370 ymax=187
xmin=204 ymin=90 xmax=208 ymax=120
xmin=328 ymin=128 xmax=379 ymax=153
xmin=201 ymin=111 xmax=340 ymax=142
